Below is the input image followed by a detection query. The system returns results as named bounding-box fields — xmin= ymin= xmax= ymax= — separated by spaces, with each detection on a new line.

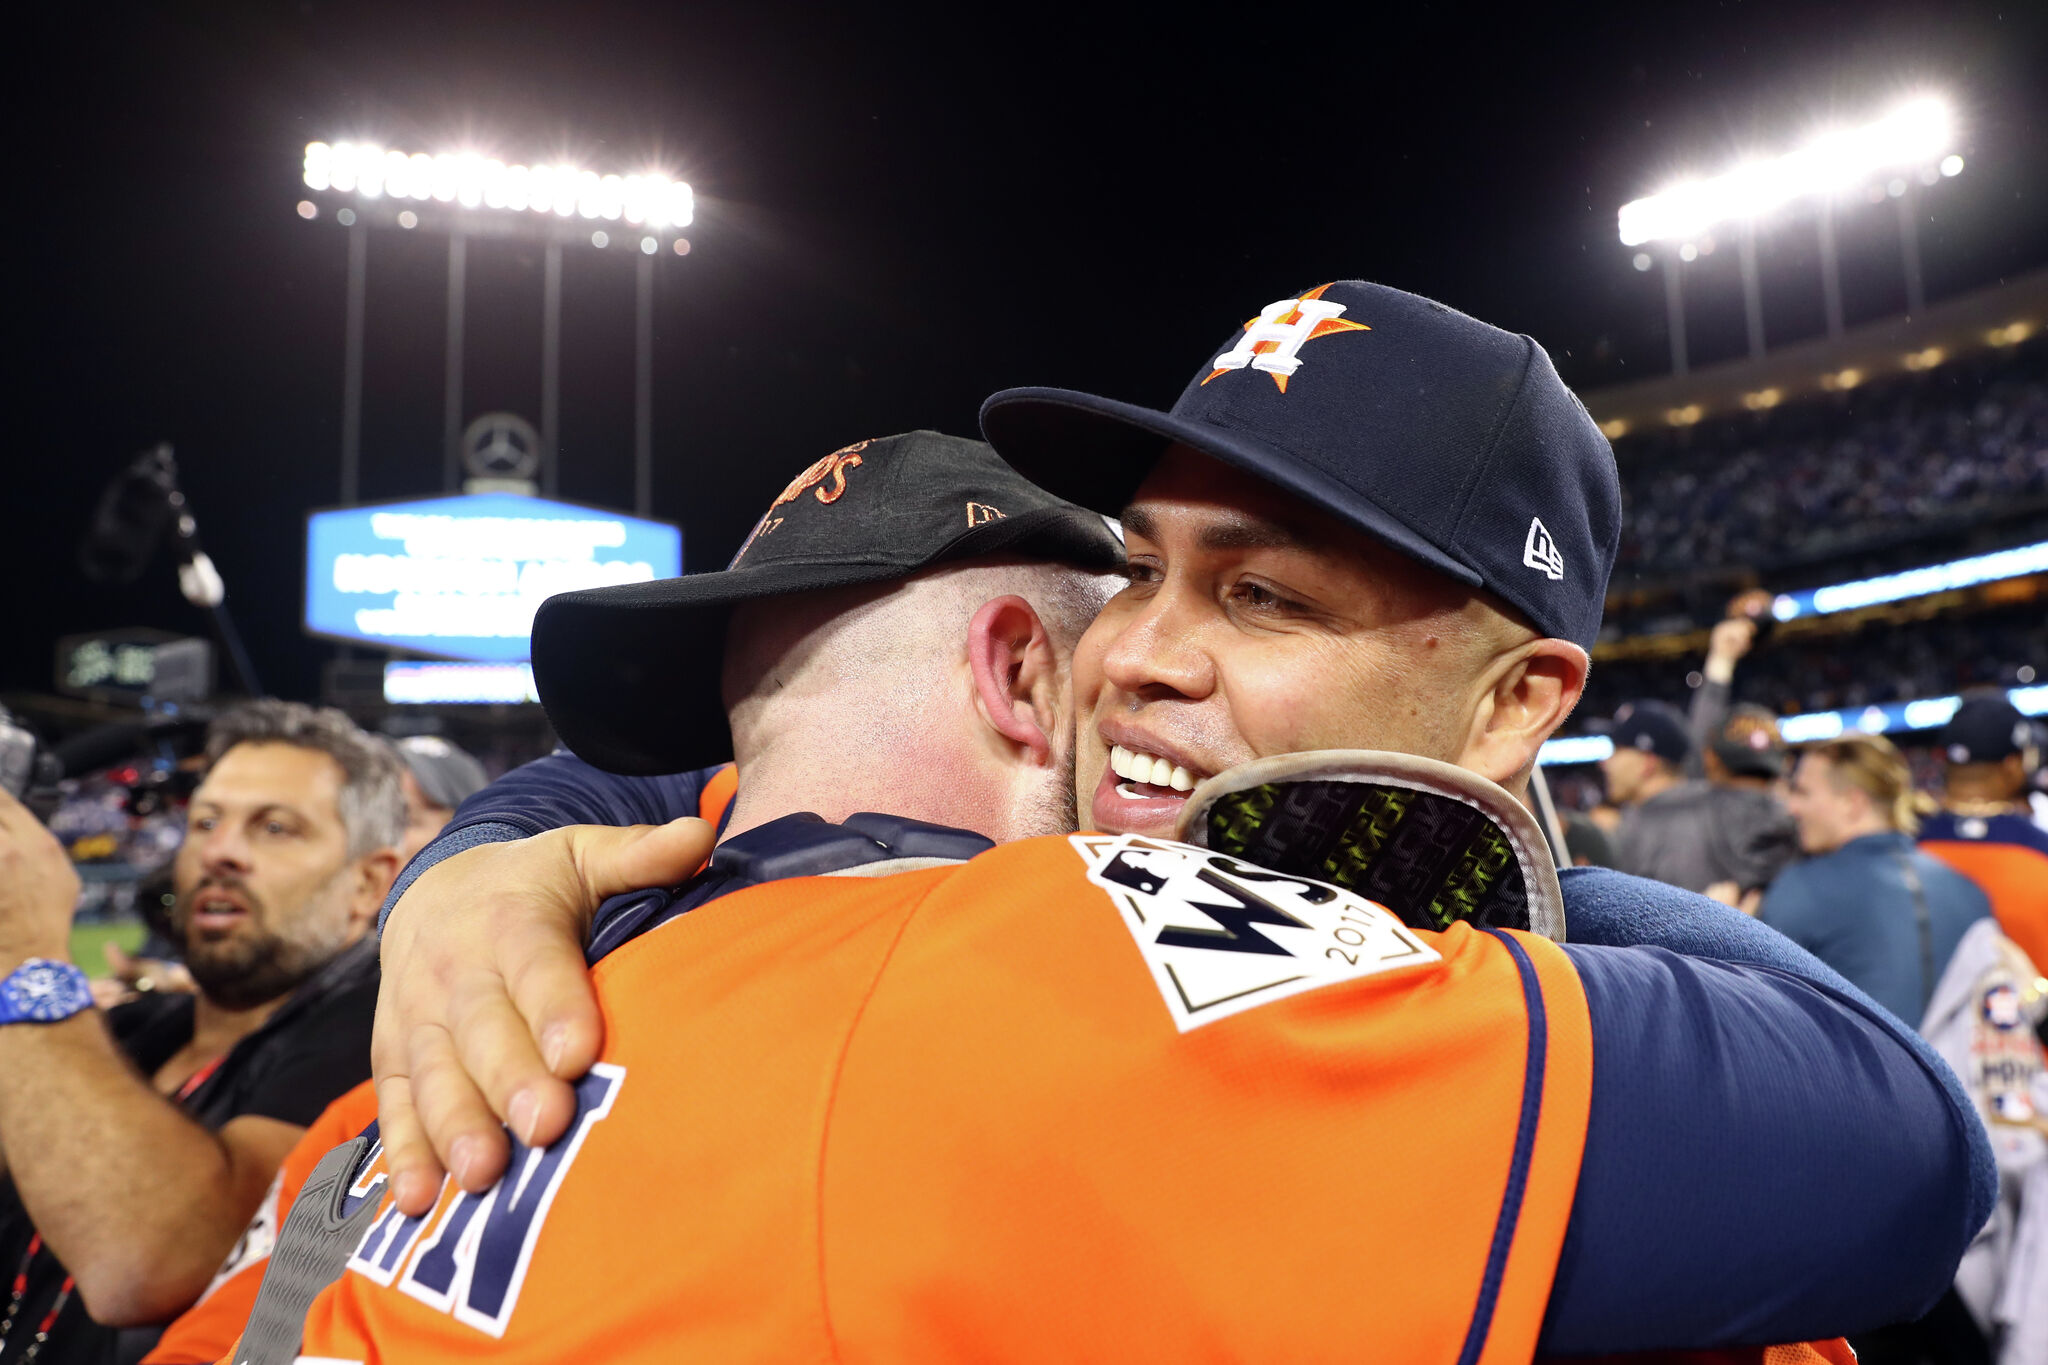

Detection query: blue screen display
xmin=305 ymin=493 xmax=683 ymax=662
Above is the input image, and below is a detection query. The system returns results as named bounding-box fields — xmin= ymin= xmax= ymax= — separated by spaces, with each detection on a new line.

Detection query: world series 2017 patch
xmin=1072 ymin=833 xmax=1441 ymax=1032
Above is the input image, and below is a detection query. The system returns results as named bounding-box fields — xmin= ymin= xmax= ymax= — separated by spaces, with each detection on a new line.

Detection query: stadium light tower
xmin=298 ymin=141 xmax=695 ymax=515
xmin=1618 ymin=96 xmax=1963 ymax=374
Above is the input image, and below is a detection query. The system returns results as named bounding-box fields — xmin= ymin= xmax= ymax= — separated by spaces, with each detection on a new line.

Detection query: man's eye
xmin=264 ymin=821 xmax=293 ymax=837
xmin=1122 ymin=561 xmax=1163 ymax=585
xmin=1233 ymin=581 xmax=1294 ymax=610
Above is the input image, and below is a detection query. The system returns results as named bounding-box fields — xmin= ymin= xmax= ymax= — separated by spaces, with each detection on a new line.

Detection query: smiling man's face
xmin=1072 ymin=448 xmax=1575 ymax=837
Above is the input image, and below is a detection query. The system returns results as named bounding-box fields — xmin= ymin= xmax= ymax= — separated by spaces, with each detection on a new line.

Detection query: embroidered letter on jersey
xmin=1072 ymin=834 xmax=1440 ymax=1030
xmin=345 ymin=1064 xmax=624 ymax=1339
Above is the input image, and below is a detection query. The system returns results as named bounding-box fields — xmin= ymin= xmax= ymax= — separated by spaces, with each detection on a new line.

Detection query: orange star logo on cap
xmin=1202 ymin=284 xmax=1371 ymax=393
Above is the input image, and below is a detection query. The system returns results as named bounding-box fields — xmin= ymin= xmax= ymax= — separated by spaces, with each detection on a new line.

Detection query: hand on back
xmin=373 ymin=817 xmax=716 ymax=1215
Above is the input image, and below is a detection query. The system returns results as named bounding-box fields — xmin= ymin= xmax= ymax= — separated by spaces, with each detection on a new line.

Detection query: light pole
xmin=1618 ymin=96 xmax=1962 ymax=374
xmin=1737 ymin=223 xmax=1765 ymax=360
xmin=1662 ymin=253 xmax=1688 ymax=376
xmin=298 ymin=143 xmax=695 ymax=508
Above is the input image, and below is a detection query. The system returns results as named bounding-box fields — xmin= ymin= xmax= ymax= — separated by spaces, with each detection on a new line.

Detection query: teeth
xmin=1109 ymin=743 xmax=1199 ymax=792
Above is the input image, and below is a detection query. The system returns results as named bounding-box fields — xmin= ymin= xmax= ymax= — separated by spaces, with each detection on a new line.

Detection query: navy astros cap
xmin=979 ymin=281 xmax=1621 ymax=650
xmin=532 ymin=431 xmax=1125 ymax=775
xmin=1939 ymin=693 xmax=2035 ymax=767
xmin=1592 ymin=700 xmax=1693 ymax=767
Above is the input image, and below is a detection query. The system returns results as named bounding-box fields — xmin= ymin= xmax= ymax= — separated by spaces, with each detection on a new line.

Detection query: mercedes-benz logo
xmin=461 ymin=413 xmax=542 ymax=481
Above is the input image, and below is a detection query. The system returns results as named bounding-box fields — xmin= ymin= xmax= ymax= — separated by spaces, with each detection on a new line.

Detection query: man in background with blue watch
xmin=0 ymin=701 xmax=401 ymax=1363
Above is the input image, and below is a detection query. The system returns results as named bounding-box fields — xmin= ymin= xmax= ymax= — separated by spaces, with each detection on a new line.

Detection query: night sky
xmin=19 ymin=0 xmax=2048 ymax=705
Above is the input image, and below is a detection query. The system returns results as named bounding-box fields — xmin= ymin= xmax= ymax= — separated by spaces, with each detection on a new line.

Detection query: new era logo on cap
xmin=1523 ymin=517 xmax=1564 ymax=581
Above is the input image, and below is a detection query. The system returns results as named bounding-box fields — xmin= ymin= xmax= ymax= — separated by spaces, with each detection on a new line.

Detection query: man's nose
xmin=198 ymin=822 xmax=253 ymax=875
xmin=1100 ymin=585 xmax=1216 ymax=702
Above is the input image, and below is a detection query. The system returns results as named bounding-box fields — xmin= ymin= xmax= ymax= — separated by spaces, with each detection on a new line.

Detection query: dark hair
xmin=204 ymin=700 xmax=405 ymax=856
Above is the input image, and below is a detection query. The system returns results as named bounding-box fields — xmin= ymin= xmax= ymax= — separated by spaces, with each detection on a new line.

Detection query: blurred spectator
xmin=1614 ymin=351 xmax=2048 ymax=581
xmin=387 ymin=734 xmax=489 ymax=866
xmin=1920 ymin=693 xmax=2048 ymax=979
xmin=1560 ymin=808 xmax=1615 ymax=868
xmin=1582 ymin=600 xmax=2048 ymax=722
xmin=0 ymin=700 xmax=401 ymax=1358
xmin=1600 ymin=699 xmax=1795 ymax=899
xmin=1759 ymin=733 xmax=1991 ymax=1026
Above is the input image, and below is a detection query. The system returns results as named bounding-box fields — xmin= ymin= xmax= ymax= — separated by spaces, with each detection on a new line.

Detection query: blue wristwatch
xmin=0 ymin=958 xmax=94 ymax=1024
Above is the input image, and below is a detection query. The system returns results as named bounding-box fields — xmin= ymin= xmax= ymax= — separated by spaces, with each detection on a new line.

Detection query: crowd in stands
xmin=1582 ymin=600 xmax=2048 ymax=720
xmin=1612 ymin=342 xmax=2048 ymax=583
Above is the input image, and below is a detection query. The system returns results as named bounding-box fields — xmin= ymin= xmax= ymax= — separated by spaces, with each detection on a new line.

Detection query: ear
xmin=1460 ymin=638 xmax=1589 ymax=788
xmin=348 ymin=846 xmax=404 ymax=929
xmin=966 ymin=595 xmax=1061 ymax=765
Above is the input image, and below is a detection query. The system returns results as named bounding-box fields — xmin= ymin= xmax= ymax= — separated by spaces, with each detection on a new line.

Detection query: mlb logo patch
xmin=1071 ymin=834 xmax=1441 ymax=1031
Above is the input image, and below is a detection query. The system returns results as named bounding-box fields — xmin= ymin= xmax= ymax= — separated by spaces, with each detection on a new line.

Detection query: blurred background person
xmin=1919 ymin=692 xmax=2048 ymax=982
xmin=1760 ymin=732 xmax=1991 ymax=1027
xmin=0 ymin=700 xmax=399 ymax=1360
xmin=1599 ymin=698 xmax=1796 ymax=900
xmin=386 ymin=734 xmax=490 ymax=868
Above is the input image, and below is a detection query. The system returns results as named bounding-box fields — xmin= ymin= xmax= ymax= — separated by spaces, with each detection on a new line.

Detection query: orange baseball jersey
xmin=246 ymin=830 xmax=1593 ymax=1363
xmin=1920 ymin=809 xmax=2048 ymax=972
xmin=145 ymin=1080 xmax=380 ymax=1364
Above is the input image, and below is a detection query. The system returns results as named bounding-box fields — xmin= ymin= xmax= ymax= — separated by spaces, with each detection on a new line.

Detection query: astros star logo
xmin=1202 ymin=284 xmax=1371 ymax=393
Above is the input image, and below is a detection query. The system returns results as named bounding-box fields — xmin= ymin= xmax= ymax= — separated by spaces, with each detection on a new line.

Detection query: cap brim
xmin=533 ymin=557 xmax=917 ymax=776
xmin=980 ymin=387 xmax=1482 ymax=590
xmin=533 ymin=503 xmax=1125 ymax=776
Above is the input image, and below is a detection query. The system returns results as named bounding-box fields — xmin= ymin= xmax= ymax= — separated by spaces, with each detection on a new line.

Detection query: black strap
xmin=1894 ymin=850 xmax=1937 ymax=1014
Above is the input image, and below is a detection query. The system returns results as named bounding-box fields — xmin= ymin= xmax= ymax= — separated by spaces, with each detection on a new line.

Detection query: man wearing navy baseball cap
xmin=977 ymin=281 xmax=1617 ymax=841
xmin=1920 ymin=692 xmax=2048 ymax=976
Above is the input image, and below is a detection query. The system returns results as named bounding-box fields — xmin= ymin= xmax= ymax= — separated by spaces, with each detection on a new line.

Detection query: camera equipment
xmin=77 ymin=445 xmax=261 ymax=697
xmin=0 ymin=705 xmax=63 ymax=807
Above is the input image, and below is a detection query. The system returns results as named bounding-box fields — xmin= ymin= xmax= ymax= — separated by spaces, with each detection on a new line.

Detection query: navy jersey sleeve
xmin=1540 ymin=869 xmax=1995 ymax=1352
xmin=378 ymin=752 xmax=723 ymax=934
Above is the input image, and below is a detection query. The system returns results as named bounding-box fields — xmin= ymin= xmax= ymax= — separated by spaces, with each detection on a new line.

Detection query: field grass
xmin=70 ymin=919 xmax=148 ymax=973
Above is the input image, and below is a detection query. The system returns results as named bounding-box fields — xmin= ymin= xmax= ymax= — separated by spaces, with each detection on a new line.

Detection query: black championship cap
xmin=1592 ymin=700 xmax=1693 ymax=767
xmin=532 ymin=431 xmax=1125 ymax=775
xmin=1711 ymin=702 xmax=1788 ymax=779
xmin=980 ymin=281 xmax=1620 ymax=650
xmin=1939 ymin=693 xmax=2035 ymax=767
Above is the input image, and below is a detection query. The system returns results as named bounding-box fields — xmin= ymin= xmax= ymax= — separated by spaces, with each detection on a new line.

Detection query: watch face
xmin=4 ymin=961 xmax=89 ymax=1021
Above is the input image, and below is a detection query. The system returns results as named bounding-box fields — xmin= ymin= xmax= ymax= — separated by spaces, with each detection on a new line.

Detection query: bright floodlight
xmin=302 ymin=142 xmax=694 ymax=229
xmin=1618 ymin=96 xmax=1957 ymax=246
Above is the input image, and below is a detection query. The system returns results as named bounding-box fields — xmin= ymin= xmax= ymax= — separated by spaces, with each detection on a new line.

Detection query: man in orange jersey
xmin=254 ymin=295 xmax=1986 ymax=1357
xmin=1920 ymin=692 xmax=2048 ymax=979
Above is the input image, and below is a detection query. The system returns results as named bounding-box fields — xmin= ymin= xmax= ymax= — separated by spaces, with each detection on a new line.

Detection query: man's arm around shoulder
xmin=1539 ymin=869 xmax=1994 ymax=1353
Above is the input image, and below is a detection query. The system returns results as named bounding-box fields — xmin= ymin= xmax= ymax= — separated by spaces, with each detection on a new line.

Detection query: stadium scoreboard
xmin=304 ymin=492 xmax=682 ymax=662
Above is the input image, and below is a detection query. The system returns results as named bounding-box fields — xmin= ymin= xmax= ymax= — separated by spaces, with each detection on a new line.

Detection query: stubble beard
xmin=174 ymin=866 xmax=357 ymax=1011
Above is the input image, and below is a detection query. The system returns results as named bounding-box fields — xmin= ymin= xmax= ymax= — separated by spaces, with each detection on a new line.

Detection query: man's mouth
xmin=1108 ymin=743 xmax=1199 ymax=794
xmin=190 ymin=888 xmax=252 ymax=933
xmin=1091 ymin=738 xmax=1212 ymax=836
